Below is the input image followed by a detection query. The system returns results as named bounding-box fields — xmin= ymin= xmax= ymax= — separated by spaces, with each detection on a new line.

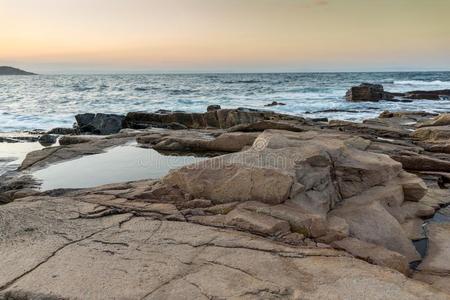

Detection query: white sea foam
xmin=394 ymin=80 xmax=450 ymax=88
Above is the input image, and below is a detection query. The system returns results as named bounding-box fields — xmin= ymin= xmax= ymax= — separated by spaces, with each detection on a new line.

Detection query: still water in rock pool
xmin=32 ymin=144 xmax=206 ymax=191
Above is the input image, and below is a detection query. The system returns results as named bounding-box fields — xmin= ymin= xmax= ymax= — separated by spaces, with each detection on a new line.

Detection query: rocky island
xmin=1 ymin=98 xmax=450 ymax=299
xmin=0 ymin=66 xmax=36 ymax=76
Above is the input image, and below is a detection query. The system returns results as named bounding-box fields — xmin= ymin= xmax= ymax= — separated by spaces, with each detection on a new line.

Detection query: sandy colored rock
xmin=225 ymin=208 xmax=291 ymax=236
xmin=238 ymin=201 xmax=328 ymax=238
xmin=418 ymin=223 xmax=450 ymax=274
xmin=417 ymin=114 xmax=450 ymax=128
xmin=0 ymin=196 xmax=448 ymax=300
xmin=395 ymin=171 xmax=428 ymax=202
xmin=420 ymin=188 xmax=450 ymax=209
xmin=412 ymin=125 xmax=450 ymax=141
xmin=332 ymin=237 xmax=410 ymax=274
xmin=331 ymin=201 xmax=420 ymax=262
xmin=153 ymin=132 xmax=259 ymax=152
xmin=401 ymin=218 xmax=426 ymax=240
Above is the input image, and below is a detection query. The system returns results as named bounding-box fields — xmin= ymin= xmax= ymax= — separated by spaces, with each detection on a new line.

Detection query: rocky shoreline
xmin=1 ymin=103 xmax=450 ymax=298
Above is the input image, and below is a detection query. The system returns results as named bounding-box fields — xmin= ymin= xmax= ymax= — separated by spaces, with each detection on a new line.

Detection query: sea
xmin=1 ymin=72 xmax=450 ymax=132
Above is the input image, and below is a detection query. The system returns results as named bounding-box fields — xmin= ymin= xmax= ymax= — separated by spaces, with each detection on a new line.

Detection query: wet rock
xmin=345 ymin=83 xmax=394 ymax=102
xmin=265 ymin=101 xmax=286 ymax=107
xmin=404 ymin=90 xmax=450 ymax=100
xmin=75 ymin=113 xmax=125 ymax=135
xmin=20 ymin=137 xmax=131 ymax=170
xmin=47 ymin=127 xmax=77 ymax=135
xmin=59 ymin=135 xmax=95 ymax=145
xmin=124 ymin=108 xmax=306 ymax=130
xmin=206 ymin=104 xmax=221 ymax=112
xmin=332 ymin=237 xmax=410 ymax=275
xmin=38 ymin=134 xmax=58 ymax=146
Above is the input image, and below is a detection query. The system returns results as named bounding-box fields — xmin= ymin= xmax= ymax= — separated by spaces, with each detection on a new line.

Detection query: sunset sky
xmin=1 ymin=0 xmax=449 ymax=73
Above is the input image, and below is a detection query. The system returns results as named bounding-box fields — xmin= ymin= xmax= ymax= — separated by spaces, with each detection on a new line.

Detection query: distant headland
xmin=0 ymin=66 xmax=36 ymax=75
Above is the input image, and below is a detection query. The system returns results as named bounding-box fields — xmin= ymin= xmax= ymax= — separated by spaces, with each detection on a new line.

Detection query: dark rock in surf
xmin=207 ymin=105 xmax=221 ymax=112
xmin=38 ymin=134 xmax=58 ymax=146
xmin=75 ymin=113 xmax=125 ymax=135
xmin=345 ymin=83 xmax=394 ymax=102
xmin=124 ymin=107 xmax=307 ymax=130
xmin=404 ymin=90 xmax=450 ymax=100
xmin=265 ymin=101 xmax=286 ymax=107
xmin=47 ymin=127 xmax=77 ymax=135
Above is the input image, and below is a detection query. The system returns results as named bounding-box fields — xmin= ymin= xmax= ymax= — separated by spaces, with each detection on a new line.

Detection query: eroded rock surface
xmin=0 ymin=194 xmax=448 ymax=300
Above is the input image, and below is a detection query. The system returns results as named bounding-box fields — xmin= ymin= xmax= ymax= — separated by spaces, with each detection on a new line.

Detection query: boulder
xmin=345 ymin=83 xmax=394 ymax=102
xmin=206 ymin=104 xmax=221 ymax=112
xmin=331 ymin=201 xmax=421 ymax=262
xmin=165 ymin=130 xmax=404 ymax=217
xmin=332 ymin=237 xmax=410 ymax=275
xmin=38 ymin=134 xmax=58 ymax=146
xmin=75 ymin=113 xmax=125 ymax=135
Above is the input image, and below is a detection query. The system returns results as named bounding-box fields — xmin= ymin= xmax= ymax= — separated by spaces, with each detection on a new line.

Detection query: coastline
xmin=1 ymin=101 xmax=450 ymax=297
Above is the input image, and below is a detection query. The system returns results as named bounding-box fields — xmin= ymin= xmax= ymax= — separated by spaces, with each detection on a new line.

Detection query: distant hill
xmin=0 ymin=66 xmax=36 ymax=75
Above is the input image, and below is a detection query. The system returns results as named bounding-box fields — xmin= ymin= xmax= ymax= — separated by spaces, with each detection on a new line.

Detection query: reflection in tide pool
xmin=33 ymin=145 xmax=207 ymax=191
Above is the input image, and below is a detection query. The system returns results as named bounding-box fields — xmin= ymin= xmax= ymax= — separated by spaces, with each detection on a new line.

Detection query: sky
xmin=1 ymin=0 xmax=449 ymax=73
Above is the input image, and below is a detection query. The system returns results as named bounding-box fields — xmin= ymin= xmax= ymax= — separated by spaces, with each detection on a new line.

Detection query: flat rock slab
xmin=0 ymin=197 xmax=448 ymax=299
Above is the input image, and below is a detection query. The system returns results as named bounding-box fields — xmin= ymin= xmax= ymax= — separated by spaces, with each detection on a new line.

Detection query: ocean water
xmin=1 ymin=72 xmax=450 ymax=132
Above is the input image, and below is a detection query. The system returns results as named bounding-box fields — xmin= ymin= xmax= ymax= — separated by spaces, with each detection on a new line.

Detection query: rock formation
xmin=2 ymin=107 xmax=450 ymax=298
